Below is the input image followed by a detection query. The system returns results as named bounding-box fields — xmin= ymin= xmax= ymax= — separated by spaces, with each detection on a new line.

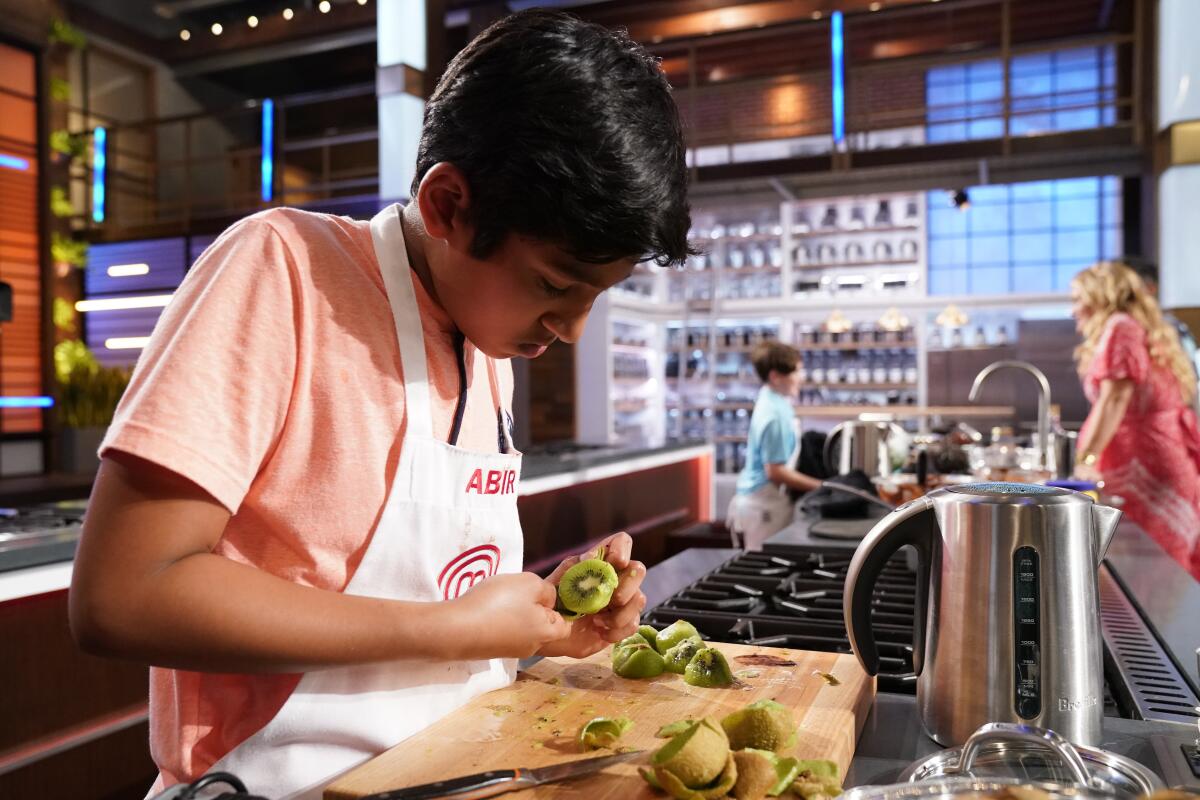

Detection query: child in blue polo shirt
xmin=727 ymin=341 xmax=821 ymax=550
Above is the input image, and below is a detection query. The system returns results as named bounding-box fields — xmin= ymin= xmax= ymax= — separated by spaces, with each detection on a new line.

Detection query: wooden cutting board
xmin=324 ymin=642 xmax=875 ymax=800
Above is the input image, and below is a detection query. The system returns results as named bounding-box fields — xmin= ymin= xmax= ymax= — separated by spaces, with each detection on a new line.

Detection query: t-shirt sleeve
xmin=1094 ymin=315 xmax=1150 ymax=385
xmin=99 ymin=214 xmax=298 ymax=514
xmin=757 ymin=417 xmax=792 ymax=466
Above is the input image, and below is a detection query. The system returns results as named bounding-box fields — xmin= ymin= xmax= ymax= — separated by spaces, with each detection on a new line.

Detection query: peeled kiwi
xmin=638 ymin=624 xmax=659 ymax=647
xmin=656 ymin=620 xmax=701 ymax=654
xmin=663 ymin=636 xmax=705 ymax=674
xmin=684 ymin=647 xmax=734 ymax=688
xmin=613 ymin=642 xmax=667 ymax=679
xmin=558 ymin=547 xmax=619 ymax=618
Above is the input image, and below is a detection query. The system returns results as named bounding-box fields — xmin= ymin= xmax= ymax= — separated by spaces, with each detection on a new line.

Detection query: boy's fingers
xmin=537 ymin=579 xmax=559 ymax=608
xmin=545 ymin=554 xmax=581 ymax=585
xmin=602 ymin=532 xmax=633 ymax=568
xmin=610 ymin=561 xmax=646 ymax=607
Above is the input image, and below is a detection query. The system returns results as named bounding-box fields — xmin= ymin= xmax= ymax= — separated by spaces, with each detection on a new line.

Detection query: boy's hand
xmin=537 ymin=532 xmax=648 ymax=659
xmin=443 ymin=572 xmax=570 ymax=659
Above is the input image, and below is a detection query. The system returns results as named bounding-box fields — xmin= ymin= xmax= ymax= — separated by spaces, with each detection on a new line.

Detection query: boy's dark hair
xmin=751 ymin=341 xmax=800 ymax=383
xmin=413 ymin=9 xmax=692 ymax=267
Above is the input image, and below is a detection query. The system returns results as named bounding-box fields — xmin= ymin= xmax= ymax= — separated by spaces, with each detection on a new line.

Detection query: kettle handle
xmin=844 ymin=496 xmax=935 ymax=677
xmin=823 ymin=422 xmax=847 ymax=475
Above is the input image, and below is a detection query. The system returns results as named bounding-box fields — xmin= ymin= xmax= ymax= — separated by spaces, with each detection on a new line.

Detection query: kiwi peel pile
xmin=556 ymin=544 xmax=619 ymax=620
xmin=615 ymin=621 xmax=734 ymax=688
xmin=640 ymin=700 xmax=841 ymax=800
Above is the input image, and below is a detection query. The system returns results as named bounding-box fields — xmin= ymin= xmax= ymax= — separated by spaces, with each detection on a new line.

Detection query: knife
xmin=360 ymin=749 xmax=645 ymax=800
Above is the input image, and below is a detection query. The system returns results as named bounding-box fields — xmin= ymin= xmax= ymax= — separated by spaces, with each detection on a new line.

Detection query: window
xmin=927 ymin=177 xmax=1123 ymax=296
xmin=926 ymin=45 xmax=1116 ymax=143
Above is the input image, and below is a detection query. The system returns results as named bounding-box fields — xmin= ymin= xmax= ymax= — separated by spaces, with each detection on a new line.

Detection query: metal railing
xmin=652 ymin=0 xmax=1142 ymax=169
xmin=68 ymin=82 xmax=379 ymax=232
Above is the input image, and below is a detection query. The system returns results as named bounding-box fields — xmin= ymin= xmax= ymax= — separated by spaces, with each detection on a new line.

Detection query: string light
xmin=210 ymin=22 xmax=223 ymax=35
xmin=318 ymin=0 xmax=331 ymax=12
xmin=179 ymin=29 xmax=191 ymax=41
xmin=248 ymin=15 xmax=259 ymax=27
xmin=282 ymin=7 xmax=294 ymax=20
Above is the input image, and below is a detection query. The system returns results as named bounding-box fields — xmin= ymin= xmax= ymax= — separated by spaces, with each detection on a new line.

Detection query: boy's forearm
xmin=72 ymin=552 xmax=458 ymax=673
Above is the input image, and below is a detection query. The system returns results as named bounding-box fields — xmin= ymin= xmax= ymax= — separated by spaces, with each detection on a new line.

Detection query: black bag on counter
xmin=799 ymin=469 xmax=878 ymax=519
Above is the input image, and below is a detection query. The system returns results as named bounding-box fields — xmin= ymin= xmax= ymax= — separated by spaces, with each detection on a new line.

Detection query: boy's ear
xmin=415 ymin=162 xmax=473 ymax=246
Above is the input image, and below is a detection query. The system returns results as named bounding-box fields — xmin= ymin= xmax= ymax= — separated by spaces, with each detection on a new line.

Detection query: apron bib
xmin=726 ymin=414 xmax=800 ymax=552
xmin=164 ymin=205 xmax=524 ymax=799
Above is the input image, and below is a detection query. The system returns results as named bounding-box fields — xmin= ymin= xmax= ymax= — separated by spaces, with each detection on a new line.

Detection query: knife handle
xmin=362 ymin=769 xmax=537 ymax=800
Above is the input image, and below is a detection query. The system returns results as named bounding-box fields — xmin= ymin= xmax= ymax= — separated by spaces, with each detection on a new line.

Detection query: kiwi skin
xmin=558 ymin=557 xmax=619 ymax=616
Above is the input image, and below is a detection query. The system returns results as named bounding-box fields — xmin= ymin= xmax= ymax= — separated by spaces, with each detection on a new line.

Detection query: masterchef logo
xmin=438 ymin=544 xmax=501 ymax=600
xmin=464 ymin=468 xmax=517 ymax=495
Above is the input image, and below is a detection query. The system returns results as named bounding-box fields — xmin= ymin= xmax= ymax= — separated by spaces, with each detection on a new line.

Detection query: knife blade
xmin=360 ymin=749 xmax=645 ymax=800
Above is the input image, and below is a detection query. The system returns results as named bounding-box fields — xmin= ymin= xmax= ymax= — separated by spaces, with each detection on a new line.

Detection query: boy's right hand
xmin=442 ymin=572 xmax=570 ymax=659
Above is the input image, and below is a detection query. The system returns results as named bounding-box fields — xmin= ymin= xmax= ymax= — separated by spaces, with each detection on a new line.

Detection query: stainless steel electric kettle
xmin=843 ymin=482 xmax=1123 ymax=747
xmin=824 ymin=414 xmax=905 ymax=479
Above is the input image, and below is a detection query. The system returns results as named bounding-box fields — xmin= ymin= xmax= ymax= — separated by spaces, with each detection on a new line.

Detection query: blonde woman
xmin=1072 ymin=262 xmax=1200 ymax=580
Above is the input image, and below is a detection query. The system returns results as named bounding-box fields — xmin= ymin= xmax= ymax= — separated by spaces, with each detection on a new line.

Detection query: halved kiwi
xmin=557 ymin=546 xmax=619 ymax=618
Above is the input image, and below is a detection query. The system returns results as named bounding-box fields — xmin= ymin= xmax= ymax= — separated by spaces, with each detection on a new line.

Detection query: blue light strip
xmin=261 ymin=98 xmax=274 ymax=202
xmin=831 ymin=11 xmax=845 ymax=146
xmin=0 ymin=153 xmax=30 ymax=171
xmin=92 ymin=127 xmax=106 ymax=223
xmin=0 ymin=396 xmax=54 ymax=409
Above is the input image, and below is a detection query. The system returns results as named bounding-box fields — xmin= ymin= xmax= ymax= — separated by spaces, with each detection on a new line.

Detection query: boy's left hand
xmin=536 ymin=532 xmax=647 ymax=659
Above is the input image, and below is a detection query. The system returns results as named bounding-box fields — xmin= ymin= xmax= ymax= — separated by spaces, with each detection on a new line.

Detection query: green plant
xmin=54 ymin=340 xmax=131 ymax=428
xmin=50 ymin=186 xmax=77 ymax=218
xmin=48 ymin=19 xmax=87 ymax=49
xmin=51 ymin=232 xmax=88 ymax=268
xmin=49 ymin=129 xmax=86 ymax=159
xmin=49 ymin=77 xmax=71 ymax=103
xmin=53 ymin=297 xmax=77 ymax=334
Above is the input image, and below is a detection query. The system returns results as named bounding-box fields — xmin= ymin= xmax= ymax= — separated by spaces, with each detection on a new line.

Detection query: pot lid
xmin=898 ymin=724 xmax=1163 ymax=799
xmin=845 ymin=776 xmax=1129 ymax=800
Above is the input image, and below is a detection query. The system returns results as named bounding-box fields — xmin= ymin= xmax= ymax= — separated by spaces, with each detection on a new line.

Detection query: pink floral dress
xmin=1082 ymin=313 xmax=1200 ymax=580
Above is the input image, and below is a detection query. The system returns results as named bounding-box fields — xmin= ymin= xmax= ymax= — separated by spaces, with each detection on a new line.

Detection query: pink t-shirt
xmin=99 ymin=207 xmax=514 ymax=784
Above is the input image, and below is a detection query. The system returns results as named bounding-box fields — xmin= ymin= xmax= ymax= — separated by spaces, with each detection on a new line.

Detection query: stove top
xmin=644 ymin=547 xmax=918 ymax=694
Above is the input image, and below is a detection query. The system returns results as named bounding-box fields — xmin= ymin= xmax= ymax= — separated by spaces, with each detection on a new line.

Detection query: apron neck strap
xmin=371 ymin=204 xmax=434 ymax=440
xmin=371 ymin=204 xmax=511 ymax=448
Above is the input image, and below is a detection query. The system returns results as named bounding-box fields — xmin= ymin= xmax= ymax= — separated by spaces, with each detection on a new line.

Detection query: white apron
xmin=158 ymin=205 xmax=525 ymax=799
xmin=726 ymin=415 xmax=801 ymax=552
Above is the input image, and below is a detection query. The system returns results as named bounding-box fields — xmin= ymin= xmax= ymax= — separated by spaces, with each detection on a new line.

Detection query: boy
xmin=727 ymin=342 xmax=821 ymax=551
xmin=68 ymin=10 xmax=691 ymax=798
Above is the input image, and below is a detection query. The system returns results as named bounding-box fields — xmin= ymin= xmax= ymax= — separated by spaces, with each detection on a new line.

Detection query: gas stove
xmin=645 ymin=544 xmax=1200 ymax=728
xmin=644 ymin=548 xmax=918 ymax=695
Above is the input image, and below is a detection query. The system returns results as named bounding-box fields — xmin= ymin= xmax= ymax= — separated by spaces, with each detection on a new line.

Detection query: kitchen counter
xmin=518 ymin=441 xmax=709 ymax=493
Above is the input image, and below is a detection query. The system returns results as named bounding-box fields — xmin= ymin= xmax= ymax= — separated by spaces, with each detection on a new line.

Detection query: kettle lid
xmin=943 ymin=482 xmax=1081 ymax=504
